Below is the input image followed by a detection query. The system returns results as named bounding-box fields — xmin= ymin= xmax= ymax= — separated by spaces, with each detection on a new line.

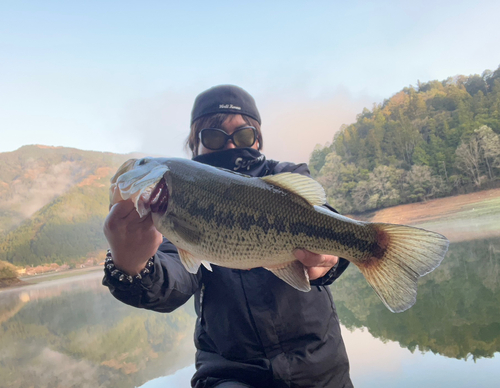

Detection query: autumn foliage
xmin=310 ymin=65 xmax=500 ymax=213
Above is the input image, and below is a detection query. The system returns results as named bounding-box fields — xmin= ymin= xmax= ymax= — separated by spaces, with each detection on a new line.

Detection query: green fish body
xmin=110 ymin=157 xmax=449 ymax=313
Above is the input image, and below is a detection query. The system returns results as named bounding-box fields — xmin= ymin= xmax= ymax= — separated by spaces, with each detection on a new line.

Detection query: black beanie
xmin=191 ymin=85 xmax=261 ymax=125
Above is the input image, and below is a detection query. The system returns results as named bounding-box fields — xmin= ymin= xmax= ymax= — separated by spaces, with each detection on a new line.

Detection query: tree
xmin=405 ymin=165 xmax=439 ymax=202
xmin=474 ymin=125 xmax=500 ymax=179
xmin=464 ymin=74 xmax=488 ymax=96
xmin=352 ymin=180 xmax=371 ymax=210
xmin=455 ymin=137 xmax=483 ymax=186
xmin=309 ymin=144 xmax=332 ymax=176
xmin=0 ymin=260 xmax=18 ymax=279
xmin=316 ymin=153 xmax=343 ymax=189
xmin=368 ymin=166 xmax=404 ymax=209
xmin=398 ymin=119 xmax=421 ymax=166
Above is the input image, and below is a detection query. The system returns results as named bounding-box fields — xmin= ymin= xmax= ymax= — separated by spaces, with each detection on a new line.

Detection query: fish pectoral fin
xmin=177 ymin=248 xmax=202 ymax=273
xmin=261 ymin=173 xmax=326 ymax=206
xmin=265 ymin=261 xmax=311 ymax=292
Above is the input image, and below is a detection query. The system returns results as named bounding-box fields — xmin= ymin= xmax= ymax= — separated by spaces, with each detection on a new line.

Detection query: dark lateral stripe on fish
xmin=178 ymin=196 xmax=377 ymax=254
xmin=288 ymin=221 xmax=378 ymax=253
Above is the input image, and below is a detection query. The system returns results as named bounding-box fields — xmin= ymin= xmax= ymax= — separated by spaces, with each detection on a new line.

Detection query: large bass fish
xmin=110 ymin=157 xmax=449 ymax=313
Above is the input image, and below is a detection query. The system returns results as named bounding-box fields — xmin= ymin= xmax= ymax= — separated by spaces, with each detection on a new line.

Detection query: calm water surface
xmin=1 ymin=216 xmax=499 ymax=387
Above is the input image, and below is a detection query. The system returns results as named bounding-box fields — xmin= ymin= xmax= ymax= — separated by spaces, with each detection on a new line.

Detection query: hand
xmin=293 ymin=249 xmax=339 ymax=280
xmin=103 ymin=200 xmax=163 ymax=275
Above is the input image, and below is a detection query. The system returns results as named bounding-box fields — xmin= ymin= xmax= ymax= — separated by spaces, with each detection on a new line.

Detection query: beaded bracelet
xmin=104 ymin=249 xmax=155 ymax=284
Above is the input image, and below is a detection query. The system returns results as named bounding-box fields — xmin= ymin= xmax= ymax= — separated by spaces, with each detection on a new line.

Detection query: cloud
xmin=258 ymin=88 xmax=376 ymax=164
xmin=19 ymin=346 xmax=114 ymax=388
xmin=0 ymin=161 xmax=90 ymax=230
xmin=117 ymin=90 xmax=194 ymax=159
xmin=117 ymin=86 xmax=376 ymax=164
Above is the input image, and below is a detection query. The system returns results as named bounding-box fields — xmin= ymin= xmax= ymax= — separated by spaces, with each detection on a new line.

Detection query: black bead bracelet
xmin=104 ymin=249 xmax=155 ymax=284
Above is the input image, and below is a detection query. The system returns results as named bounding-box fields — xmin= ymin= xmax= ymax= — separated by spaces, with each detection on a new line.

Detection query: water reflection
xmin=139 ymin=364 xmax=196 ymax=388
xmin=0 ymin=272 xmax=197 ymax=388
xmin=1 ymin=237 xmax=500 ymax=387
xmin=332 ymin=237 xmax=500 ymax=360
xmin=343 ymin=326 xmax=500 ymax=388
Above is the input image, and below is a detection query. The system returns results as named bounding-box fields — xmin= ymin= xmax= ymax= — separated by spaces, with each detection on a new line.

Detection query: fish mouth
xmin=148 ymin=178 xmax=169 ymax=215
xmin=112 ymin=159 xmax=170 ymax=218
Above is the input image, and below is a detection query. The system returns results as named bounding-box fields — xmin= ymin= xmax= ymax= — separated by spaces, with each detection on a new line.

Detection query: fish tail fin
xmin=356 ymin=223 xmax=449 ymax=313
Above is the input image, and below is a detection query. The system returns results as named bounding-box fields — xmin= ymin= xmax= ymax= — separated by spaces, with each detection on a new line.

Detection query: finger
xmin=110 ymin=184 xmax=124 ymax=206
xmin=319 ymin=254 xmax=339 ymax=267
xmin=293 ymin=249 xmax=325 ymax=267
xmin=307 ymin=266 xmax=331 ymax=280
xmin=137 ymin=212 xmax=156 ymax=225
xmin=137 ymin=212 xmax=153 ymax=223
xmin=109 ymin=200 xmax=136 ymax=219
xmin=123 ymin=205 xmax=144 ymax=223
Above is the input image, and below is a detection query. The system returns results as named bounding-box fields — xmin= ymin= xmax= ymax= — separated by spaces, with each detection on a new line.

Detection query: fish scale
xmin=110 ymin=157 xmax=449 ymax=313
xmin=163 ymin=159 xmax=374 ymax=262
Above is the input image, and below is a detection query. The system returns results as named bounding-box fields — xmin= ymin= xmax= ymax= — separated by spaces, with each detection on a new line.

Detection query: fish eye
xmin=138 ymin=158 xmax=148 ymax=166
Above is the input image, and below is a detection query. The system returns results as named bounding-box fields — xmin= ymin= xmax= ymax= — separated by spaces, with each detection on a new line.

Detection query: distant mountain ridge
xmin=3 ymin=66 xmax=500 ymax=267
xmin=0 ymin=145 xmax=135 ymax=266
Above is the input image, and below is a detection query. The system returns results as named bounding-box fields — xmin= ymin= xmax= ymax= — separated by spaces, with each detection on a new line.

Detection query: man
xmin=103 ymin=85 xmax=353 ymax=387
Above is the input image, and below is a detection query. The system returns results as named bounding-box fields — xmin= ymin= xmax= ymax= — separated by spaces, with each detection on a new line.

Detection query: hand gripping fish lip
xmin=112 ymin=159 xmax=170 ymax=217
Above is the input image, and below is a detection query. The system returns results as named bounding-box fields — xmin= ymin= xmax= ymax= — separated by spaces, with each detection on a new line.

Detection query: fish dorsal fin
xmin=265 ymin=260 xmax=311 ymax=292
xmin=178 ymin=248 xmax=201 ymax=274
xmin=261 ymin=173 xmax=326 ymax=206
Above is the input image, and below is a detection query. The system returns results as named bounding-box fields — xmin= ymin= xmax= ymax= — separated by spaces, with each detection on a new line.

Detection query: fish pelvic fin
xmin=178 ymin=248 xmax=202 ymax=274
xmin=265 ymin=260 xmax=311 ymax=292
xmin=261 ymin=173 xmax=326 ymax=206
xmin=201 ymin=260 xmax=213 ymax=271
xmin=357 ymin=223 xmax=449 ymax=313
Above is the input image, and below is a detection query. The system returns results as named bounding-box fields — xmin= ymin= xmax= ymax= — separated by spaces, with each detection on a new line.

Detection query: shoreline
xmin=2 ymin=187 xmax=499 ymax=291
xmin=348 ymin=187 xmax=500 ymax=222
xmin=348 ymin=187 xmax=500 ymax=242
xmin=1 ymin=265 xmax=103 ymax=291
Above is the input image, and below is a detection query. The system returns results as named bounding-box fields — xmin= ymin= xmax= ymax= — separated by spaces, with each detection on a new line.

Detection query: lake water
xmin=1 ymin=216 xmax=499 ymax=387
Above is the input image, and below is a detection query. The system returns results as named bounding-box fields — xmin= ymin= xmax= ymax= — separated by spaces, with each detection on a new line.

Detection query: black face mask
xmin=193 ymin=148 xmax=269 ymax=177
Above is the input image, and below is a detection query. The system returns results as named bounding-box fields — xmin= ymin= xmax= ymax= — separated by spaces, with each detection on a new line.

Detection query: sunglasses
xmin=199 ymin=126 xmax=258 ymax=151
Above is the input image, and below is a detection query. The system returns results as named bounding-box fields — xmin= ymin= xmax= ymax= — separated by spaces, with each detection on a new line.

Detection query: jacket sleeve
xmin=271 ymin=161 xmax=351 ymax=286
xmin=102 ymin=238 xmax=201 ymax=313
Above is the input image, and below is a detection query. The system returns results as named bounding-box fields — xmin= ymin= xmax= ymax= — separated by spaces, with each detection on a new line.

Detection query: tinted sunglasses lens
xmin=233 ymin=128 xmax=256 ymax=147
xmin=202 ymin=129 xmax=227 ymax=150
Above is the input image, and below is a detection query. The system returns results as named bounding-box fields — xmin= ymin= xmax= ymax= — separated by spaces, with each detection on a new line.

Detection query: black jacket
xmin=103 ymin=159 xmax=353 ymax=388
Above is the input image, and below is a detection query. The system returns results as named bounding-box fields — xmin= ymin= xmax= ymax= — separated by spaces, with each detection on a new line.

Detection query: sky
xmin=1 ymin=0 xmax=500 ymax=163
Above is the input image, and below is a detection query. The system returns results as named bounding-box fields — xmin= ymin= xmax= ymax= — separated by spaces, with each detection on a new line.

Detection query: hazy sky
xmin=1 ymin=0 xmax=499 ymax=163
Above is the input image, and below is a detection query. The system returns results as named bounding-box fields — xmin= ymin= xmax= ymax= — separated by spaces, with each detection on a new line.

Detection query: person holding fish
xmin=103 ymin=85 xmax=448 ymax=387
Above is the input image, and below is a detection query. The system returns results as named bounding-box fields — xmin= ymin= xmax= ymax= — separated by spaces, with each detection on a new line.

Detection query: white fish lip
xmin=115 ymin=163 xmax=169 ymax=217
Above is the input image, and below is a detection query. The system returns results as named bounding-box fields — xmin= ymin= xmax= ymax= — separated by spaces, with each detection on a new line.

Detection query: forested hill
xmin=0 ymin=145 xmax=133 ymax=267
xmin=309 ymin=65 xmax=500 ymax=214
xmin=2 ymin=66 xmax=500 ymax=267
